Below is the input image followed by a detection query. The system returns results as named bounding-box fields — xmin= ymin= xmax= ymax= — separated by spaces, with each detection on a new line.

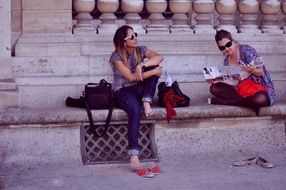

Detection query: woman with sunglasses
xmin=208 ymin=29 xmax=275 ymax=115
xmin=110 ymin=25 xmax=163 ymax=171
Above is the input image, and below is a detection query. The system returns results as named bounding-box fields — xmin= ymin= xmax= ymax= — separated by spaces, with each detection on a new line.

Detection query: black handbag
xmin=83 ymin=79 xmax=114 ymax=137
xmin=158 ymin=81 xmax=190 ymax=107
xmin=65 ymin=79 xmax=114 ymax=137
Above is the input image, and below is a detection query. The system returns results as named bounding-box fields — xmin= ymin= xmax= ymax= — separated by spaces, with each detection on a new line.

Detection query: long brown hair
xmin=111 ymin=25 xmax=142 ymax=68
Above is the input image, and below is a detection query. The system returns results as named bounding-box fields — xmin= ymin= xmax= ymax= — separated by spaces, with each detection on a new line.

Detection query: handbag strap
xmin=84 ymin=97 xmax=114 ymax=137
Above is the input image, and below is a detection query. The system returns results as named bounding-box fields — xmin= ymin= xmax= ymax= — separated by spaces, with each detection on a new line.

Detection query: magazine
xmin=202 ymin=66 xmax=241 ymax=81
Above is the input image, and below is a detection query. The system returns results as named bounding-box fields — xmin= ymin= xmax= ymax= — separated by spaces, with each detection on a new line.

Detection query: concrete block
xmin=22 ymin=0 xmax=72 ymax=10
xmin=22 ymin=10 xmax=72 ymax=34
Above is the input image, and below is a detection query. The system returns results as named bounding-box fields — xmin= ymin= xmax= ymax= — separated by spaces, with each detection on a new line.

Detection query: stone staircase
xmin=0 ymin=33 xmax=286 ymax=169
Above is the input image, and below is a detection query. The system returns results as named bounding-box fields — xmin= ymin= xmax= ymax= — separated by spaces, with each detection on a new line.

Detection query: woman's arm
xmin=114 ymin=60 xmax=140 ymax=82
xmin=241 ymin=45 xmax=265 ymax=77
xmin=141 ymin=66 xmax=163 ymax=79
xmin=143 ymin=49 xmax=164 ymax=67
xmin=241 ymin=64 xmax=265 ymax=77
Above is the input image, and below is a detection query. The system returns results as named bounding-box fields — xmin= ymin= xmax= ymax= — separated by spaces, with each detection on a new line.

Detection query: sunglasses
xmin=218 ymin=41 xmax=232 ymax=51
xmin=124 ymin=33 xmax=138 ymax=41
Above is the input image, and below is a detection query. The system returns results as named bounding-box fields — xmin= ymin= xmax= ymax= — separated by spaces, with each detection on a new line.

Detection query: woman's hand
xmin=241 ymin=62 xmax=255 ymax=73
xmin=135 ymin=64 xmax=143 ymax=81
xmin=240 ymin=62 xmax=264 ymax=76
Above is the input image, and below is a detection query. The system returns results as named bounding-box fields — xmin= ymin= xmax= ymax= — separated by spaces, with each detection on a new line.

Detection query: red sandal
xmin=149 ymin=165 xmax=160 ymax=175
xmin=135 ymin=168 xmax=155 ymax=178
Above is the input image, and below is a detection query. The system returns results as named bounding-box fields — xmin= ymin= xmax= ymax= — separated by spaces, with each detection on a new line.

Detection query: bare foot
xmin=130 ymin=155 xmax=141 ymax=170
xmin=143 ymin=102 xmax=153 ymax=117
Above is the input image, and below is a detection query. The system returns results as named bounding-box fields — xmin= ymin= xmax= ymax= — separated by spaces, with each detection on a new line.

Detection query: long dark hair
xmin=111 ymin=25 xmax=141 ymax=67
xmin=215 ymin=29 xmax=233 ymax=45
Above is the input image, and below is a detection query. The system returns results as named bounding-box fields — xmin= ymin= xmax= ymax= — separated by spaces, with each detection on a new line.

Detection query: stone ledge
xmin=0 ymin=103 xmax=285 ymax=126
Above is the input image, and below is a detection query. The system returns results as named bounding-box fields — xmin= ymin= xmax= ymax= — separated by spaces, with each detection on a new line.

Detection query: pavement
xmin=1 ymin=148 xmax=286 ymax=190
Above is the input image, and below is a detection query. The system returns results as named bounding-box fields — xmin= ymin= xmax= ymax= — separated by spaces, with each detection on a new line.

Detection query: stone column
xmin=260 ymin=0 xmax=282 ymax=34
xmin=169 ymin=0 xmax=193 ymax=33
xmin=121 ymin=0 xmax=145 ymax=34
xmin=145 ymin=0 xmax=169 ymax=33
xmin=283 ymin=0 xmax=286 ymax=33
xmin=238 ymin=0 xmax=261 ymax=33
xmin=215 ymin=0 xmax=237 ymax=33
xmin=192 ymin=0 xmax=216 ymax=34
xmin=73 ymin=0 xmax=96 ymax=34
xmin=0 ymin=0 xmax=19 ymax=110
xmin=97 ymin=0 xmax=119 ymax=34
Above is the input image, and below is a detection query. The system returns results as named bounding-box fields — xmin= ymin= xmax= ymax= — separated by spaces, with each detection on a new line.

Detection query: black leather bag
xmin=158 ymin=81 xmax=190 ymax=107
xmin=65 ymin=79 xmax=114 ymax=137
xmin=83 ymin=79 xmax=114 ymax=137
xmin=84 ymin=79 xmax=113 ymax=109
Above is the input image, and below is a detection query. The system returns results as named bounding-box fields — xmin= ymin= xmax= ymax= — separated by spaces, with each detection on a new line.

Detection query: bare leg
xmin=130 ymin=155 xmax=141 ymax=169
xmin=143 ymin=101 xmax=153 ymax=117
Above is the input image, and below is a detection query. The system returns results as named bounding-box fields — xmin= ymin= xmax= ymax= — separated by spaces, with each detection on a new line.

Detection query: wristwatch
xmin=141 ymin=64 xmax=146 ymax=71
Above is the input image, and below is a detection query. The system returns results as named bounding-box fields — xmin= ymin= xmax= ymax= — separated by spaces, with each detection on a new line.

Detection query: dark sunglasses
xmin=124 ymin=33 xmax=138 ymax=41
xmin=218 ymin=41 xmax=232 ymax=51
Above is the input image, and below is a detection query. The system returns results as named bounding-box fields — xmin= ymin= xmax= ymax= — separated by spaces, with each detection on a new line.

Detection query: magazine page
xmin=202 ymin=65 xmax=241 ymax=81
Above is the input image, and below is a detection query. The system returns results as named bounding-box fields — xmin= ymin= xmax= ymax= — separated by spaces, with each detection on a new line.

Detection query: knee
xmin=252 ymin=92 xmax=270 ymax=107
xmin=210 ymin=84 xmax=218 ymax=95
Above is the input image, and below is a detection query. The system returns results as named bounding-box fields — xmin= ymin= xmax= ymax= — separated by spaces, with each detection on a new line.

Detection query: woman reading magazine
xmin=207 ymin=29 xmax=275 ymax=115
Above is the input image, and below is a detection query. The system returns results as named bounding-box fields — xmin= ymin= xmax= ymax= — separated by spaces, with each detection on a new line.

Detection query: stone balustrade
xmin=72 ymin=0 xmax=286 ymax=34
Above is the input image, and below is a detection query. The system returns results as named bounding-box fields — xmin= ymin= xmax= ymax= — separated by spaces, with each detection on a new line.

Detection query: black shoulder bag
xmin=83 ymin=79 xmax=114 ymax=137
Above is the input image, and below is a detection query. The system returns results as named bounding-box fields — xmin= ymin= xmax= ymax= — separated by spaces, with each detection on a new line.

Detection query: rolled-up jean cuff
xmin=142 ymin=97 xmax=152 ymax=103
xmin=129 ymin=149 xmax=140 ymax=156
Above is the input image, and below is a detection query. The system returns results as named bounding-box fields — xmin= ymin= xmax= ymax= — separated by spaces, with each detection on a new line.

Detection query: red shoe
xmin=149 ymin=165 xmax=160 ymax=175
xmin=135 ymin=168 xmax=155 ymax=178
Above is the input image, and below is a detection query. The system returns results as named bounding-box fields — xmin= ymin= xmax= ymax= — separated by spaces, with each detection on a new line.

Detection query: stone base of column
xmin=146 ymin=25 xmax=170 ymax=34
xmin=261 ymin=25 xmax=283 ymax=34
xmin=97 ymin=24 xmax=119 ymax=35
xmin=194 ymin=25 xmax=216 ymax=34
xmin=170 ymin=25 xmax=194 ymax=34
xmin=73 ymin=27 xmax=97 ymax=34
xmin=215 ymin=25 xmax=238 ymax=33
xmin=238 ymin=25 xmax=262 ymax=34
xmin=127 ymin=24 xmax=146 ymax=35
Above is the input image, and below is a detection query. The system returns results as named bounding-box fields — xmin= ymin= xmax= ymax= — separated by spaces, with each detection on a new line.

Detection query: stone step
xmin=0 ymin=112 xmax=285 ymax=166
xmin=10 ymin=53 xmax=286 ymax=108
xmin=12 ymin=54 xmax=286 ymax=79
xmin=10 ymin=81 xmax=286 ymax=109
xmin=0 ymin=89 xmax=19 ymax=110
xmin=0 ymin=79 xmax=17 ymax=90
xmin=15 ymin=34 xmax=286 ymax=56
